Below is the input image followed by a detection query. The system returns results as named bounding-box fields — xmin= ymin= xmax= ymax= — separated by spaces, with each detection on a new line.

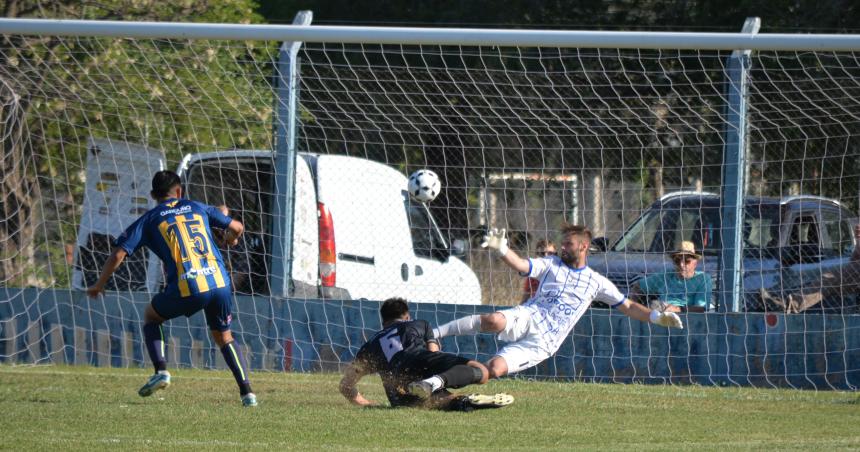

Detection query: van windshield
xmin=612 ymin=203 xmax=781 ymax=255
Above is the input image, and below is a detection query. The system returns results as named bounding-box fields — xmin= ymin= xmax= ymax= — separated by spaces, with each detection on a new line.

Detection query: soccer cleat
xmin=242 ymin=393 xmax=258 ymax=407
xmin=465 ymin=393 xmax=514 ymax=408
xmin=138 ymin=372 xmax=171 ymax=397
xmin=407 ymin=380 xmax=434 ymax=399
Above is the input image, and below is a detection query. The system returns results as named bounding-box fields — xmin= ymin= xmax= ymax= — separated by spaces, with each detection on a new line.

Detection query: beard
xmin=560 ymin=250 xmax=575 ymax=266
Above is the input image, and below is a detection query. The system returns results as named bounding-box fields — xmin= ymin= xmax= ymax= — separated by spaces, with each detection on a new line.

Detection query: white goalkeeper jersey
xmin=522 ymin=256 xmax=626 ymax=353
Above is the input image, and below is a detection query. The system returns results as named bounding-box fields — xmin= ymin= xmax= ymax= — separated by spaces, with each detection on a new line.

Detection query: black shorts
xmin=384 ymin=350 xmax=471 ymax=408
xmin=394 ymin=349 xmax=470 ymax=380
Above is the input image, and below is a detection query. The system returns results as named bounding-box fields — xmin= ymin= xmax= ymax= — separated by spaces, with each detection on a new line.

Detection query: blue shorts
xmin=151 ymin=287 xmax=234 ymax=332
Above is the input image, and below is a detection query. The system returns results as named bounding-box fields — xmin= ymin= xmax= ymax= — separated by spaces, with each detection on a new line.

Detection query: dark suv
xmin=587 ymin=192 xmax=857 ymax=312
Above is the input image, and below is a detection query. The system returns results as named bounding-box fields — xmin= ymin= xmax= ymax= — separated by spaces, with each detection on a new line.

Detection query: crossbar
xmin=1 ymin=18 xmax=860 ymax=50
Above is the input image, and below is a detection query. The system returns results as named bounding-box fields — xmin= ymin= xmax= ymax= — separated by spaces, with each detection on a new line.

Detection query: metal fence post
xmin=718 ymin=17 xmax=760 ymax=312
xmin=269 ymin=10 xmax=313 ymax=298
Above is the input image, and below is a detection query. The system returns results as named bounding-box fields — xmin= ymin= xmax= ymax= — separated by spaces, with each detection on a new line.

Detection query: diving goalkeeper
xmin=432 ymin=223 xmax=684 ymax=379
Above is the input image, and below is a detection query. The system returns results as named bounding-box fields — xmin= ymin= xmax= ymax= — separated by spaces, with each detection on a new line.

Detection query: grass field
xmin=2 ymin=365 xmax=860 ymax=450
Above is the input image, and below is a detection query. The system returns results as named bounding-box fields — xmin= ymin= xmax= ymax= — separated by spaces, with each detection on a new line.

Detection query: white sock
xmin=157 ymin=370 xmax=170 ymax=376
xmin=422 ymin=375 xmax=444 ymax=392
xmin=433 ymin=314 xmax=482 ymax=338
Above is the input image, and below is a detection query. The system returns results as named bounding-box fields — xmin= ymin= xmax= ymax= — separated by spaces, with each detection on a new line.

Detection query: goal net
xmin=2 ymin=23 xmax=859 ymax=389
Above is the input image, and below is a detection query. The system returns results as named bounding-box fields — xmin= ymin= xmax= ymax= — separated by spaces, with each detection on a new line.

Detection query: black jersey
xmin=354 ymin=319 xmax=444 ymax=406
xmin=355 ymin=319 xmax=435 ymax=372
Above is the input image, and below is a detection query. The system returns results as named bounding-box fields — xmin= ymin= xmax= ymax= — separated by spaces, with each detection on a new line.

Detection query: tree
xmin=0 ymin=0 xmax=270 ymax=287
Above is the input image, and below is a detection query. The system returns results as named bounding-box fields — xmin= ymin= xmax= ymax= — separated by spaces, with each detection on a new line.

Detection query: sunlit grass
xmin=2 ymin=365 xmax=859 ymax=450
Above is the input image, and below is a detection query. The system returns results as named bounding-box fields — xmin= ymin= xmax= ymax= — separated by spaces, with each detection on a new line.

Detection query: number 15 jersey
xmin=113 ymin=198 xmax=232 ymax=298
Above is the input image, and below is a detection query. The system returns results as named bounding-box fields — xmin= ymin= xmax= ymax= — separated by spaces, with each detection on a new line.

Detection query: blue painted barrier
xmin=1 ymin=288 xmax=858 ymax=389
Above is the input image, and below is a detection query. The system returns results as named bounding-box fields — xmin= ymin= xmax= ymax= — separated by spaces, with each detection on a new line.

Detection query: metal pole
xmin=718 ymin=17 xmax=760 ymax=313
xmin=269 ymin=10 xmax=312 ymax=298
xmin=1 ymin=18 xmax=859 ymax=51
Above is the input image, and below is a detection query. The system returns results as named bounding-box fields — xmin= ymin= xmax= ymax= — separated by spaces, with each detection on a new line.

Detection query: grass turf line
xmin=1 ymin=364 xmax=859 ymax=451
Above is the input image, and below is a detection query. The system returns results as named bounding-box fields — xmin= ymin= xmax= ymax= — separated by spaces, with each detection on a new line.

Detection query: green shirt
xmin=639 ymin=271 xmax=712 ymax=309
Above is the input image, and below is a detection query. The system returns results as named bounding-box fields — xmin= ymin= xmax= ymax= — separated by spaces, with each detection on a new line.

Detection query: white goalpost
xmin=2 ymin=16 xmax=860 ymax=389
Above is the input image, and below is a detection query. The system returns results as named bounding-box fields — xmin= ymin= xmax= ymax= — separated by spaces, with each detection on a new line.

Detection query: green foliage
xmin=2 ymin=365 xmax=860 ymax=450
xmin=2 ymin=0 xmax=275 ymax=287
xmin=256 ymin=0 xmax=859 ymax=32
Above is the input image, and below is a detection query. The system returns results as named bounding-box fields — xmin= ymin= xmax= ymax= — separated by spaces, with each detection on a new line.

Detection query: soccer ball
xmin=407 ymin=169 xmax=441 ymax=203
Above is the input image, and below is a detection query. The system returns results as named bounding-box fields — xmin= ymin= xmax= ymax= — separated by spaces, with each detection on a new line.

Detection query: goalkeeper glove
xmin=481 ymin=228 xmax=509 ymax=257
xmin=649 ymin=309 xmax=684 ymax=329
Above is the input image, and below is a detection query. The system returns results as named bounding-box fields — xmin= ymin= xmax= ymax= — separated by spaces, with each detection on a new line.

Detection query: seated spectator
xmin=520 ymin=239 xmax=556 ymax=304
xmin=757 ymin=225 xmax=860 ymax=313
xmin=629 ymin=241 xmax=712 ymax=313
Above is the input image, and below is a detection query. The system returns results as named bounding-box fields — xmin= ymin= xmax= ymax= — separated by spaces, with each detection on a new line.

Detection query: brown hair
xmin=560 ymin=223 xmax=592 ymax=241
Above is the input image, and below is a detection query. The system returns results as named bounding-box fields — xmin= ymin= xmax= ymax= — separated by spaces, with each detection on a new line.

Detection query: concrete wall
xmin=1 ymin=288 xmax=858 ymax=389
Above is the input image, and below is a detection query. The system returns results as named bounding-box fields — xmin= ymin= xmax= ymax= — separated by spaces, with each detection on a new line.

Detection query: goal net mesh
xmin=2 ymin=31 xmax=859 ymax=388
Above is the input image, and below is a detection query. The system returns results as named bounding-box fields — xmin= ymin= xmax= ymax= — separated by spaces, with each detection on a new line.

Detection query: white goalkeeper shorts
xmin=494 ymin=305 xmax=552 ymax=375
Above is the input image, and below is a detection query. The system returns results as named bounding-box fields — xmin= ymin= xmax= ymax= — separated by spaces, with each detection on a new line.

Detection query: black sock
xmin=438 ymin=365 xmax=484 ymax=389
xmin=220 ymin=341 xmax=252 ymax=396
xmin=143 ymin=322 xmax=167 ymax=373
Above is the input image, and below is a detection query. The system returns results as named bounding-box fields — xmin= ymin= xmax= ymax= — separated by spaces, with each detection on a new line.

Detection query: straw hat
xmin=670 ymin=241 xmax=702 ymax=259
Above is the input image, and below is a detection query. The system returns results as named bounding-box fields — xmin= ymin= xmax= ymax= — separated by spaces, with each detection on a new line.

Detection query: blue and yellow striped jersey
xmin=114 ymin=198 xmax=232 ymax=297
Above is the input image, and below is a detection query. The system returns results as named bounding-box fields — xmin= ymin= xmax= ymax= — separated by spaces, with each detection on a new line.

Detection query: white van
xmin=73 ymin=141 xmax=481 ymax=305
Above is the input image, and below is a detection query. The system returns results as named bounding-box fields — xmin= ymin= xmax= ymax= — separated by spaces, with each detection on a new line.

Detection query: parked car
xmin=587 ymin=191 xmax=858 ymax=312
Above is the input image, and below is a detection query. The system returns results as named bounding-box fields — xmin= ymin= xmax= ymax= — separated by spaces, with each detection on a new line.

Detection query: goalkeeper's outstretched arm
xmin=616 ymin=298 xmax=684 ymax=329
xmin=499 ymin=248 xmax=530 ymax=274
xmin=339 ymin=363 xmax=376 ymax=407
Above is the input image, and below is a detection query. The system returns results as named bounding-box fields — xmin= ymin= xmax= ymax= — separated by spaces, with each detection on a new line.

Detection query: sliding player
xmin=339 ymin=297 xmax=513 ymax=411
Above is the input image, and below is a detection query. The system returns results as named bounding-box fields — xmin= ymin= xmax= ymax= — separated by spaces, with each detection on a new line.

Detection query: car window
xmin=613 ymin=200 xmax=784 ymax=254
xmin=789 ymin=215 xmax=819 ymax=245
xmin=743 ymin=217 xmax=776 ymax=248
xmin=821 ymin=209 xmax=853 ymax=257
xmin=614 ymin=204 xmax=723 ymax=254
xmin=656 ymin=207 xmax=720 ymax=254
xmin=612 ymin=208 xmax=662 ymax=252
xmin=671 ymin=210 xmax=701 ymax=249
xmin=688 ymin=207 xmax=721 ymax=253
xmin=742 ymin=205 xmax=781 ymax=249
xmin=405 ymin=201 xmax=448 ymax=261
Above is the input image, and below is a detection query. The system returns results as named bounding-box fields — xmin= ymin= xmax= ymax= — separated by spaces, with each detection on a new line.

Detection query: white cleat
xmin=242 ymin=392 xmax=258 ymax=407
xmin=138 ymin=372 xmax=171 ymax=397
xmin=465 ymin=393 xmax=514 ymax=408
